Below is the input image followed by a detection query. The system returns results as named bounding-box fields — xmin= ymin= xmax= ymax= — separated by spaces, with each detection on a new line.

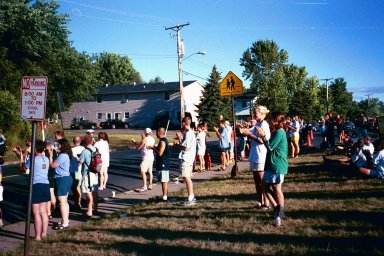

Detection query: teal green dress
xmin=265 ymin=128 xmax=288 ymax=174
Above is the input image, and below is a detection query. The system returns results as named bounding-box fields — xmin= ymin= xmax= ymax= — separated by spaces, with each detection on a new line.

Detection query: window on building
xmin=96 ymin=113 xmax=103 ymax=119
xmin=124 ymin=112 xmax=130 ymax=119
xmin=96 ymin=95 xmax=102 ymax=103
xmin=106 ymin=112 xmax=112 ymax=120
xmin=242 ymin=100 xmax=248 ymax=108
xmin=164 ymin=92 xmax=170 ymax=101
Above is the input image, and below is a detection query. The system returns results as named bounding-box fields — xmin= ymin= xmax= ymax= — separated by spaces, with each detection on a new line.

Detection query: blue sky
xmin=58 ymin=0 xmax=384 ymax=102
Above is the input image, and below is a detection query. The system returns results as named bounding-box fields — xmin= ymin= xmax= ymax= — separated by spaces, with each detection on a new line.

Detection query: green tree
xmin=148 ymin=76 xmax=164 ymax=84
xmin=94 ymin=52 xmax=143 ymax=86
xmin=358 ymin=98 xmax=383 ymax=117
xmin=196 ymin=66 xmax=231 ymax=128
xmin=329 ymin=78 xmax=354 ymax=117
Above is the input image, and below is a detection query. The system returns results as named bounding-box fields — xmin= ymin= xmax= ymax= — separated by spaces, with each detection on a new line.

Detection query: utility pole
xmin=365 ymin=93 xmax=373 ymax=115
xmin=321 ymin=78 xmax=333 ymax=113
xmin=165 ymin=22 xmax=190 ymax=126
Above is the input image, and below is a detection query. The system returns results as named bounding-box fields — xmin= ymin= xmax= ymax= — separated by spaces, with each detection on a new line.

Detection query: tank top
xmin=155 ymin=137 xmax=170 ymax=171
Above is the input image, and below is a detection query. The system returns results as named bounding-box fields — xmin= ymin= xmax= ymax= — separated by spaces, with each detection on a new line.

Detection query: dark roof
xmin=97 ymin=80 xmax=197 ymax=95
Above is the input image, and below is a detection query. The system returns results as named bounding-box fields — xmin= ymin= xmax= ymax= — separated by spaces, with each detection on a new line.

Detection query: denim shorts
xmin=369 ymin=169 xmax=384 ymax=179
xmin=263 ymin=171 xmax=285 ymax=184
xmin=54 ymin=176 xmax=73 ymax=196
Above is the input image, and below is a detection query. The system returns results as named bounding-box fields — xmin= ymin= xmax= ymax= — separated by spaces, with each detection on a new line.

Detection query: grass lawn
xmin=7 ymin=149 xmax=384 ymax=256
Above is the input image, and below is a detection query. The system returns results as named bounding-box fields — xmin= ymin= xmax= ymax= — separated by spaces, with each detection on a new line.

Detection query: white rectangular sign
xmin=20 ymin=76 xmax=48 ymax=121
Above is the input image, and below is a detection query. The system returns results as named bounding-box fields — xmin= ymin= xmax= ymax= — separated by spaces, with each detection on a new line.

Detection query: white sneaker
xmin=162 ymin=195 xmax=168 ymax=201
xmin=184 ymin=197 xmax=197 ymax=206
xmin=275 ymin=216 xmax=281 ymax=227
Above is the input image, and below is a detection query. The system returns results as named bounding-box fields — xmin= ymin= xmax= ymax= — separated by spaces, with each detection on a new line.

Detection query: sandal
xmin=147 ymin=185 xmax=152 ymax=190
xmin=53 ymin=223 xmax=69 ymax=230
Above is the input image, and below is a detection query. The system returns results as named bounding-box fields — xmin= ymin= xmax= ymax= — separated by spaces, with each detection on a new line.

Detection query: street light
xmin=177 ymin=50 xmax=205 ymax=125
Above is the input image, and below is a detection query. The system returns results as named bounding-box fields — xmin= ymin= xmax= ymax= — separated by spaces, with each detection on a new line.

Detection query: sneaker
xmin=184 ymin=197 xmax=197 ymax=206
xmin=136 ymin=187 xmax=147 ymax=192
xmin=275 ymin=216 xmax=281 ymax=227
xmin=260 ymin=204 xmax=272 ymax=210
xmin=162 ymin=195 xmax=168 ymax=201
xmin=255 ymin=201 xmax=262 ymax=209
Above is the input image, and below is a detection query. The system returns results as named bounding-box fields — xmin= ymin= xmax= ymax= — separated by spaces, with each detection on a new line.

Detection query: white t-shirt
xmin=351 ymin=148 xmax=367 ymax=168
xmin=179 ymin=129 xmax=197 ymax=165
xmin=72 ymin=145 xmax=85 ymax=173
xmin=362 ymin=143 xmax=374 ymax=155
xmin=289 ymin=120 xmax=300 ymax=137
xmin=141 ymin=135 xmax=155 ymax=160
xmin=372 ymin=149 xmax=384 ymax=175
xmin=196 ymin=131 xmax=206 ymax=155
xmin=94 ymin=140 xmax=110 ymax=167
xmin=248 ymin=120 xmax=271 ymax=164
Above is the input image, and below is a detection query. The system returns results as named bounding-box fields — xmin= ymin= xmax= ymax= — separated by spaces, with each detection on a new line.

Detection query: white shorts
xmin=140 ymin=159 xmax=154 ymax=173
xmin=250 ymin=161 xmax=265 ymax=172
xmin=180 ymin=160 xmax=193 ymax=178
xmin=0 ymin=185 xmax=3 ymax=201
xmin=157 ymin=170 xmax=170 ymax=183
xmin=81 ymin=173 xmax=99 ymax=193
xmin=197 ymin=147 xmax=206 ymax=156
xmin=263 ymin=171 xmax=285 ymax=184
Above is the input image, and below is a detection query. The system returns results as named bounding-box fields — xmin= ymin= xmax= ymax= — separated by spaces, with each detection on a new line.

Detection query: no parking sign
xmin=20 ymin=76 xmax=47 ymax=121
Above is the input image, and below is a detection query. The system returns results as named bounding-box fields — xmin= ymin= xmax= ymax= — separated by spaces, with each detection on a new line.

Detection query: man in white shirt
xmin=173 ymin=116 xmax=197 ymax=206
xmin=131 ymin=128 xmax=155 ymax=192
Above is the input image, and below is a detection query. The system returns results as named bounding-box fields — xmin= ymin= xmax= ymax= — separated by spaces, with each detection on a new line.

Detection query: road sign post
xmin=219 ymin=71 xmax=243 ymax=178
xmin=20 ymin=76 xmax=47 ymax=256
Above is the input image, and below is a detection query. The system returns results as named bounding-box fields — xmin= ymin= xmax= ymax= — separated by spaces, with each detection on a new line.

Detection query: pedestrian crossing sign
xmin=219 ymin=71 xmax=243 ymax=96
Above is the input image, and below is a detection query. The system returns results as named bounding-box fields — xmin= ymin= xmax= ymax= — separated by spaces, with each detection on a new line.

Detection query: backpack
xmin=87 ymin=148 xmax=102 ymax=173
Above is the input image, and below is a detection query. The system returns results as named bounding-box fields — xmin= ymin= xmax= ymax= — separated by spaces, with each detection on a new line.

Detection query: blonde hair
xmin=255 ymin=105 xmax=270 ymax=115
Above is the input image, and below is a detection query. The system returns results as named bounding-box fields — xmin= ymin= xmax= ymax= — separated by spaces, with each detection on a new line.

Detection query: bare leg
xmin=57 ymin=195 xmax=69 ymax=226
xmin=85 ymin=192 xmax=93 ymax=216
xmin=184 ymin=177 xmax=194 ymax=198
xmin=148 ymin=171 xmax=153 ymax=188
xmin=49 ymin=188 xmax=56 ymax=216
xmin=141 ymin=172 xmax=147 ymax=188
xmin=40 ymin=202 xmax=48 ymax=238
xmin=162 ymin=182 xmax=168 ymax=197
xmin=199 ymin=155 xmax=205 ymax=170
xmin=32 ymin=204 xmax=42 ymax=240
xmin=103 ymin=167 xmax=108 ymax=189
xmin=220 ymin=152 xmax=226 ymax=170
xmin=92 ymin=191 xmax=98 ymax=213
xmin=99 ymin=170 xmax=105 ymax=190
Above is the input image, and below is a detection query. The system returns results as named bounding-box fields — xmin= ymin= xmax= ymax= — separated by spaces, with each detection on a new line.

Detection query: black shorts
xmin=32 ymin=183 xmax=50 ymax=204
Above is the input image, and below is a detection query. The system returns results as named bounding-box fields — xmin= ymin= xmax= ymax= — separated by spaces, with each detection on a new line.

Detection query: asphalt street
xmin=0 ymin=140 xmax=222 ymax=226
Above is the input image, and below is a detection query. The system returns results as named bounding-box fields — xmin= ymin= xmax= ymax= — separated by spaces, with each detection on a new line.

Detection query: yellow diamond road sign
xmin=219 ymin=71 xmax=243 ymax=96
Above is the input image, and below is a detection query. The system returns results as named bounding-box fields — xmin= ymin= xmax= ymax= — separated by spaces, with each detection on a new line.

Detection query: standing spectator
xmin=213 ymin=120 xmax=230 ymax=171
xmin=44 ymin=141 xmax=57 ymax=219
xmin=173 ymin=116 xmax=197 ymax=206
xmin=13 ymin=139 xmax=31 ymax=174
xmin=196 ymin=124 xmax=207 ymax=172
xmin=94 ymin=132 xmax=110 ymax=190
xmin=237 ymin=123 xmax=248 ymax=160
xmin=70 ymin=136 xmax=84 ymax=211
xmin=240 ymin=106 xmax=271 ymax=209
xmin=0 ymin=130 xmax=6 ymax=157
xmin=288 ymin=115 xmax=300 ymax=158
xmin=359 ymin=112 xmax=368 ymax=137
xmin=151 ymin=127 xmax=170 ymax=201
xmin=78 ymin=135 xmax=99 ymax=217
xmin=336 ymin=114 xmax=345 ymax=143
xmin=0 ymin=157 xmax=4 ymax=228
xmin=226 ymin=121 xmax=235 ymax=164
xmin=325 ymin=113 xmax=336 ymax=151
xmin=26 ymin=140 xmax=50 ymax=241
xmin=48 ymin=139 xmax=73 ymax=230
xmin=131 ymin=128 xmax=155 ymax=192
xmin=255 ymin=112 xmax=289 ymax=227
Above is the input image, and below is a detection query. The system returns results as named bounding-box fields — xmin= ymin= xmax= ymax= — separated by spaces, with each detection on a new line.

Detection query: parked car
xmin=70 ymin=120 xmax=97 ymax=130
xmin=100 ymin=119 xmax=129 ymax=129
xmin=343 ymin=121 xmax=355 ymax=130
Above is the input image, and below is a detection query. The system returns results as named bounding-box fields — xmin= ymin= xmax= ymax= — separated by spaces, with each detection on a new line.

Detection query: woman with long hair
xmin=94 ymin=132 xmax=110 ymax=190
xmin=255 ymin=112 xmax=288 ymax=227
xmin=48 ymin=138 xmax=73 ymax=230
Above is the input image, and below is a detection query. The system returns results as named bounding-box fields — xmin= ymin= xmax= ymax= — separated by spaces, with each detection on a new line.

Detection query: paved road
xmin=1 ymin=140 xmax=222 ymax=226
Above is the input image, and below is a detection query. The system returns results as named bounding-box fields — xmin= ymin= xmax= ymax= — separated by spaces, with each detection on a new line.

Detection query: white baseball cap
xmin=86 ymin=129 xmax=95 ymax=134
xmin=145 ymin=128 xmax=152 ymax=134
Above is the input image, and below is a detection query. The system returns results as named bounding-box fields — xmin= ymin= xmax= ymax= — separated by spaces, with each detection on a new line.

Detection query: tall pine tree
xmin=196 ymin=66 xmax=231 ymax=128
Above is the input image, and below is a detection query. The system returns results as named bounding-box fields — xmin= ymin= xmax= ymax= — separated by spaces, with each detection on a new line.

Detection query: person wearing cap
xmin=131 ymin=128 xmax=155 ymax=192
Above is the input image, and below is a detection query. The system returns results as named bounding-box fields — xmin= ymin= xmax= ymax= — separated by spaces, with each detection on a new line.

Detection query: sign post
xmin=219 ymin=71 xmax=243 ymax=177
xmin=20 ymin=76 xmax=47 ymax=256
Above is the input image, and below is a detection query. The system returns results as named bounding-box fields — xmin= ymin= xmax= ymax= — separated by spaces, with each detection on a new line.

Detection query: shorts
xmin=369 ymin=169 xmax=384 ymax=179
xmin=32 ymin=183 xmax=50 ymax=204
xmin=140 ymin=159 xmax=154 ymax=173
xmin=180 ymin=160 xmax=193 ymax=178
xmin=81 ymin=172 xmax=99 ymax=193
xmin=290 ymin=135 xmax=299 ymax=143
xmin=0 ymin=185 xmax=3 ymax=201
xmin=157 ymin=170 xmax=170 ymax=183
xmin=54 ymin=176 xmax=73 ymax=196
xmin=229 ymin=141 xmax=234 ymax=153
xmin=219 ymin=147 xmax=229 ymax=153
xmin=48 ymin=176 xmax=55 ymax=189
xmin=263 ymin=171 xmax=285 ymax=184
xmin=71 ymin=172 xmax=82 ymax=189
xmin=250 ymin=161 xmax=265 ymax=172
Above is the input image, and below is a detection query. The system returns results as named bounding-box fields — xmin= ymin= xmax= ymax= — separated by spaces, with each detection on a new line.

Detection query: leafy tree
xmin=358 ymin=98 xmax=383 ymax=117
xmin=329 ymin=78 xmax=354 ymax=117
xmin=148 ymin=76 xmax=164 ymax=84
xmin=196 ymin=66 xmax=231 ymax=128
xmin=94 ymin=52 xmax=143 ymax=86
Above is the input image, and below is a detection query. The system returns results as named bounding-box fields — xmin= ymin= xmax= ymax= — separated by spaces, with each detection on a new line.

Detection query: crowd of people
xmin=0 ymin=108 xmax=382 ymax=237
